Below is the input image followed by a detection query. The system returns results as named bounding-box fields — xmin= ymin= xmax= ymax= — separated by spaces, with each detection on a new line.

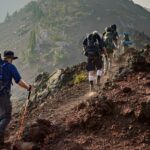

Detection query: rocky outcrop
xmin=128 ymin=45 xmax=150 ymax=71
xmin=29 ymin=62 xmax=86 ymax=108
xmin=135 ymin=100 xmax=150 ymax=122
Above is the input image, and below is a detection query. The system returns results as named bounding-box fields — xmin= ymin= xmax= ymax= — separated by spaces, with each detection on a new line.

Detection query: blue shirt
xmin=1 ymin=60 xmax=21 ymax=90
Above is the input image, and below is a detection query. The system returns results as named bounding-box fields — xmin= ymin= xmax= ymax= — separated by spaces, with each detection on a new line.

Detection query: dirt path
xmin=29 ymin=62 xmax=119 ymax=123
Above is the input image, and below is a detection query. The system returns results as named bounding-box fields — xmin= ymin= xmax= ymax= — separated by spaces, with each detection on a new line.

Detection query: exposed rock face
xmin=30 ymin=62 xmax=86 ymax=106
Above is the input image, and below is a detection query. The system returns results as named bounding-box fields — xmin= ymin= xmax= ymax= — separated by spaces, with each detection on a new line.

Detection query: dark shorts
xmin=86 ymin=56 xmax=103 ymax=71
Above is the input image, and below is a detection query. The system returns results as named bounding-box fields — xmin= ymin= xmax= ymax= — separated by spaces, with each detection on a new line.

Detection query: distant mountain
xmin=0 ymin=0 xmax=150 ymax=80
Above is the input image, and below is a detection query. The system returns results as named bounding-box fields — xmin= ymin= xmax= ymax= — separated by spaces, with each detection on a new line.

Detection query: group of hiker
xmin=83 ymin=24 xmax=133 ymax=91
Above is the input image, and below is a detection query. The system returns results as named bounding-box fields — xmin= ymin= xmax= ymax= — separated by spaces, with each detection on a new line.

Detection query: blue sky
xmin=0 ymin=0 xmax=149 ymax=23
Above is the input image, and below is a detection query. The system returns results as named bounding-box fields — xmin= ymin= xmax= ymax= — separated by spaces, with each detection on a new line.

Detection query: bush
xmin=73 ymin=71 xmax=87 ymax=84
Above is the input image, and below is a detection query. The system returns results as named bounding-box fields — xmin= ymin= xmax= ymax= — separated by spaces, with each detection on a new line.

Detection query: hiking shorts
xmin=86 ymin=56 xmax=103 ymax=71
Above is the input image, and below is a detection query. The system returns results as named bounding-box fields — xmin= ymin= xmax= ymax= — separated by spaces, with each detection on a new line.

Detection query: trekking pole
xmin=17 ymin=91 xmax=31 ymax=139
xmin=11 ymin=91 xmax=31 ymax=149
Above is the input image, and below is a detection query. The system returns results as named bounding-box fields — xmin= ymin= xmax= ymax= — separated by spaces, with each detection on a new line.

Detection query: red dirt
xmin=2 ymin=57 xmax=150 ymax=150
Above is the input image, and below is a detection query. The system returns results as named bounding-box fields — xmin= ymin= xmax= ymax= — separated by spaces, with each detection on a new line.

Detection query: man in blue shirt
xmin=0 ymin=51 xmax=32 ymax=145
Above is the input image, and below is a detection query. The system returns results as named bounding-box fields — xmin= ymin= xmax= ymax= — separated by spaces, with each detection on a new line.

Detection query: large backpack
xmin=103 ymin=32 xmax=115 ymax=53
xmin=0 ymin=61 xmax=9 ymax=95
xmin=112 ymin=31 xmax=118 ymax=40
xmin=85 ymin=34 xmax=99 ymax=57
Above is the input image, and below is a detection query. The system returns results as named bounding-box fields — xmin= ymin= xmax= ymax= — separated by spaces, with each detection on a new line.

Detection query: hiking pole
xmin=17 ymin=90 xmax=31 ymax=139
xmin=11 ymin=91 xmax=31 ymax=149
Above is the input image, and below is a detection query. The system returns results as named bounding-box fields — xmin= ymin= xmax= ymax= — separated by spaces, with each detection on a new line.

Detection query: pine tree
xmin=29 ymin=30 xmax=36 ymax=53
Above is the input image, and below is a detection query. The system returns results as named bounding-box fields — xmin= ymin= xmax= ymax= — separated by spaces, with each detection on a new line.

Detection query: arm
xmin=18 ymin=79 xmax=31 ymax=91
xmin=10 ymin=64 xmax=32 ymax=91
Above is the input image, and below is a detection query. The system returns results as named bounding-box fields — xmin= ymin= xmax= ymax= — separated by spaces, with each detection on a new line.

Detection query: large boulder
xmin=128 ymin=46 xmax=150 ymax=72
xmin=134 ymin=100 xmax=150 ymax=122
xmin=22 ymin=119 xmax=53 ymax=143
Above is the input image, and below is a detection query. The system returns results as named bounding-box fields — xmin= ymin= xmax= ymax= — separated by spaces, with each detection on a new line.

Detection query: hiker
xmin=103 ymin=27 xmax=116 ymax=71
xmin=0 ymin=50 xmax=32 ymax=145
xmin=83 ymin=31 xmax=108 ymax=91
xmin=122 ymin=32 xmax=133 ymax=53
xmin=103 ymin=24 xmax=119 ymax=48
xmin=110 ymin=24 xmax=119 ymax=48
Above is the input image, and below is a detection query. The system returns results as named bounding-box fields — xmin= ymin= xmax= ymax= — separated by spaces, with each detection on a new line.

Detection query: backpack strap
xmin=0 ymin=62 xmax=7 ymax=80
xmin=0 ymin=61 xmax=9 ymax=88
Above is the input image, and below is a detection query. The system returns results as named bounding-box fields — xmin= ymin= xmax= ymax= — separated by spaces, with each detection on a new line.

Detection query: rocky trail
xmin=0 ymin=47 xmax=150 ymax=150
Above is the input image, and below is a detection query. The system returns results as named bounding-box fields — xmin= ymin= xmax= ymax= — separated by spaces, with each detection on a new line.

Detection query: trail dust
xmin=52 ymin=59 xmax=118 ymax=122
xmin=50 ymin=90 xmax=99 ymax=122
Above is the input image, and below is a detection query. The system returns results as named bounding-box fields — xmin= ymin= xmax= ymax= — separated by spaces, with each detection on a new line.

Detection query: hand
xmin=27 ymin=84 xmax=32 ymax=92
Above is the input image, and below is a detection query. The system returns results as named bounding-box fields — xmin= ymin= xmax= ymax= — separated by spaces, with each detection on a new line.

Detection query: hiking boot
xmin=0 ymin=133 xmax=4 ymax=145
xmin=90 ymin=81 xmax=94 ymax=92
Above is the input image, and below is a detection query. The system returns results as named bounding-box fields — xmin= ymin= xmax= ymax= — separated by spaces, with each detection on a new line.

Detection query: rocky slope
xmin=0 ymin=45 xmax=149 ymax=150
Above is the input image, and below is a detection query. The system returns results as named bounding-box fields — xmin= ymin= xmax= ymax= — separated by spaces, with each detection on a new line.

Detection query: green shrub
xmin=73 ymin=71 xmax=87 ymax=84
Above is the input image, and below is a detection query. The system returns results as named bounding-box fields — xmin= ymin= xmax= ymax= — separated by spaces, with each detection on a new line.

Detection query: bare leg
xmin=89 ymin=71 xmax=95 ymax=91
xmin=96 ymin=69 xmax=103 ymax=86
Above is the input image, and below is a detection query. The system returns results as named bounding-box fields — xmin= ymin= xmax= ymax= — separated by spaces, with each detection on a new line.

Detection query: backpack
xmin=112 ymin=31 xmax=118 ymax=40
xmin=122 ymin=34 xmax=133 ymax=47
xmin=0 ymin=61 xmax=9 ymax=95
xmin=85 ymin=34 xmax=99 ymax=57
xmin=103 ymin=32 xmax=115 ymax=53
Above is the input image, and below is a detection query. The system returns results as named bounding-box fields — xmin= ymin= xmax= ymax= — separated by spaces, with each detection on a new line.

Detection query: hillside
xmin=0 ymin=44 xmax=149 ymax=150
xmin=0 ymin=1 xmax=149 ymax=149
xmin=0 ymin=0 xmax=150 ymax=99
xmin=0 ymin=0 xmax=150 ymax=77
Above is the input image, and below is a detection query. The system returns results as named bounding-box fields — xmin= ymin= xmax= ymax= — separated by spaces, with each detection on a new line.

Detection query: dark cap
xmin=4 ymin=50 xmax=18 ymax=60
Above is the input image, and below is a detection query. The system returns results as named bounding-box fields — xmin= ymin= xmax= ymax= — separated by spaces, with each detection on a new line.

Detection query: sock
xmin=97 ymin=70 xmax=103 ymax=76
